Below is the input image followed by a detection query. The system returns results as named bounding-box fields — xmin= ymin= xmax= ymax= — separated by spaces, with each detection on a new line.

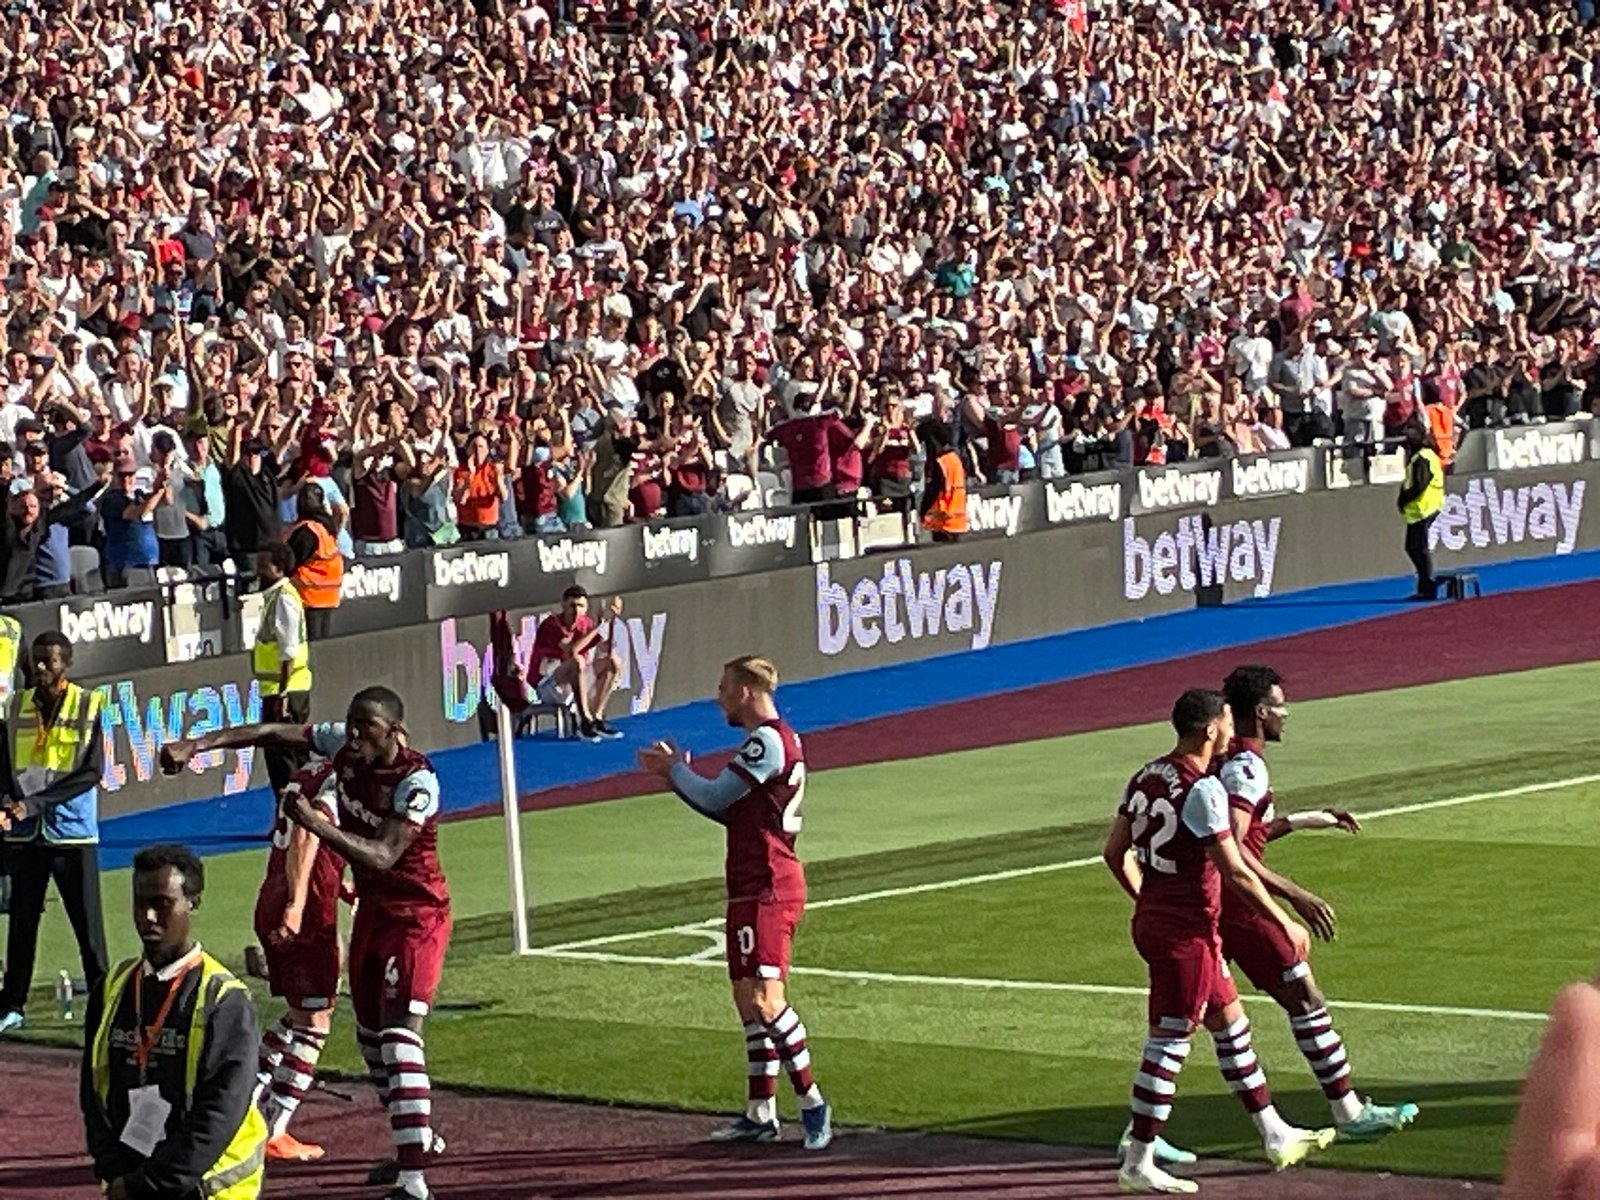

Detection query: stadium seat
xmin=477 ymin=697 xmax=578 ymax=742
xmin=69 ymin=546 xmax=103 ymax=594
xmin=521 ymin=702 xmax=579 ymax=740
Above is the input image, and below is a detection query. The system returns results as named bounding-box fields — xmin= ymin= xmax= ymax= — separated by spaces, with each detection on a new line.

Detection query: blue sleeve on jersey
xmin=667 ymin=761 xmax=751 ymax=820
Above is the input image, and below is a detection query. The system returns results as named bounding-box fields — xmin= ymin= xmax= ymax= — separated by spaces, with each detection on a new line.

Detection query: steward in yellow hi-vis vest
xmin=251 ymin=542 xmax=314 ymax=797
xmin=1397 ymin=421 xmax=1446 ymax=601
xmin=0 ymin=631 xmax=109 ymax=1030
xmin=82 ymin=845 xmax=266 ymax=1200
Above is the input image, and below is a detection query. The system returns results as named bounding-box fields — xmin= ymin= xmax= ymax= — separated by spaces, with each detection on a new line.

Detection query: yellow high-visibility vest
xmin=0 ymin=614 xmax=22 ymax=713
xmin=8 ymin=682 xmax=102 ymax=844
xmin=253 ymin=580 xmax=312 ymax=696
xmin=1402 ymin=448 xmax=1445 ymax=524
xmin=90 ymin=954 xmax=267 ymax=1200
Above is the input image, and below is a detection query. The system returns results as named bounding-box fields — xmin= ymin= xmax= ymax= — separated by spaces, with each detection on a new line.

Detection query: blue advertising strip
xmin=94 ymin=546 xmax=1600 ymax=867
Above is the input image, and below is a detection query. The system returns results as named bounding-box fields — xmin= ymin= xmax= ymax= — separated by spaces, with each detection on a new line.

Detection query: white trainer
xmin=1117 ymin=1163 xmax=1201 ymax=1194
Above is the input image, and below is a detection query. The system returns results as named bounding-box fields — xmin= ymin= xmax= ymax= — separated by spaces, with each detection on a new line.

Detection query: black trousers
xmin=1405 ymin=515 xmax=1437 ymax=598
xmin=263 ymin=691 xmax=312 ymax=796
xmin=305 ymin=607 xmax=334 ymax=642
xmin=0 ymin=840 xmax=108 ymax=1012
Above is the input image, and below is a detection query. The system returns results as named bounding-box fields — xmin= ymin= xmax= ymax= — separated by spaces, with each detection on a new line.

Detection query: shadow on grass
xmin=934 ymin=1078 xmax=1522 ymax=1179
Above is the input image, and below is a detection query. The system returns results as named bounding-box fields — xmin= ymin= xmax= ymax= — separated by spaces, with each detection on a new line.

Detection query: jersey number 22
xmin=1128 ymin=790 xmax=1178 ymax=874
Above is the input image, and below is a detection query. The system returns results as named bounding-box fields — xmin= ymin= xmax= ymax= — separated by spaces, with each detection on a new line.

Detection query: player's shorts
xmin=256 ymin=928 xmax=341 ymax=1012
xmin=1220 ymin=909 xmax=1310 ymax=993
xmin=1133 ymin=918 xmax=1238 ymax=1029
xmin=726 ymin=898 xmax=804 ymax=981
xmin=253 ymin=886 xmax=340 ymax=1011
xmin=349 ymin=904 xmax=453 ymax=1027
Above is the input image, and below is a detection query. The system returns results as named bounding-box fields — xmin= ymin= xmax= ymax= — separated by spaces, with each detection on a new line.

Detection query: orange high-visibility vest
xmin=922 ymin=451 xmax=970 ymax=535
xmin=292 ymin=520 xmax=344 ymax=609
xmin=1425 ymin=402 xmax=1455 ymax=469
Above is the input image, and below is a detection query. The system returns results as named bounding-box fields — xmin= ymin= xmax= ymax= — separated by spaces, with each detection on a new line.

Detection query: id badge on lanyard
xmin=118 ymin=973 xmax=185 ymax=1156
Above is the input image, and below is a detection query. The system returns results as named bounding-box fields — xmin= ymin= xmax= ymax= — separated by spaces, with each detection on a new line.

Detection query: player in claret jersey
xmin=1211 ymin=666 xmax=1418 ymax=1141
xmin=160 ymin=745 xmax=346 ymax=1163
xmin=163 ymin=686 xmax=449 ymax=1200
xmin=637 ymin=655 xmax=833 ymax=1152
xmin=252 ymin=762 xmax=345 ymax=1161
xmin=1104 ymin=689 xmax=1333 ymax=1194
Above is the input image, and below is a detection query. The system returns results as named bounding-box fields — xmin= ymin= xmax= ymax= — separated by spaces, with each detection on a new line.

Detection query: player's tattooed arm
xmin=287 ymin=795 xmax=418 ymax=873
xmin=1102 ymin=813 xmax=1142 ymax=902
xmin=159 ymin=722 xmax=313 ymax=774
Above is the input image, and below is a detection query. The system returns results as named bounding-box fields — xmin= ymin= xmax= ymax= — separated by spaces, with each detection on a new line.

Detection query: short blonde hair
xmin=723 ymin=655 xmax=779 ymax=694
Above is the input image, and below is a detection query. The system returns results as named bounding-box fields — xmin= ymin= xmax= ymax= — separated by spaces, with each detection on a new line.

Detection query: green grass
xmin=19 ymin=659 xmax=1600 ymax=1179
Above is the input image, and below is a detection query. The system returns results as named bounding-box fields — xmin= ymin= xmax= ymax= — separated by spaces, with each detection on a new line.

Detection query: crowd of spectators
xmin=3 ymin=0 xmax=1600 ymax=603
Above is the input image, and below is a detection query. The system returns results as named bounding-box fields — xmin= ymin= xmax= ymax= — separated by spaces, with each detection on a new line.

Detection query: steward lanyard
xmin=33 ymin=688 xmax=66 ymax=755
xmin=134 ymin=966 xmax=190 ymax=1084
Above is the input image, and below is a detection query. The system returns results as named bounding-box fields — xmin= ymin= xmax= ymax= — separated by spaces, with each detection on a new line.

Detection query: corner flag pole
xmin=497 ymin=700 xmax=531 ymax=954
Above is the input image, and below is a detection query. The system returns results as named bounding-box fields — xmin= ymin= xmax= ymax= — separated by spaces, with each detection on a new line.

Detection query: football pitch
xmin=26 ymin=658 xmax=1600 ymax=1182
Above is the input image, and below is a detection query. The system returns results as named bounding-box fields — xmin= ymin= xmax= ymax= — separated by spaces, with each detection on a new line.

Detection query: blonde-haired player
xmin=638 ymin=656 xmax=833 ymax=1150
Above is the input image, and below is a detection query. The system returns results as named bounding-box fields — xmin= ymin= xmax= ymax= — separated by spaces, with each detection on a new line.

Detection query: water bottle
xmin=55 ymin=971 xmax=74 ymax=1022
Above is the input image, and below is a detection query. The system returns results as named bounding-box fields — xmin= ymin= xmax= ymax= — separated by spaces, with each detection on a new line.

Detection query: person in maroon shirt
xmin=249 ymin=761 xmax=346 ymax=1163
xmin=162 ymin=688 xmax=454 ymax=1198
xmin=867 ymin=396 xmax=915 ymax=511
xmin=517 ymin=446 xmax=558 ymax=532
xmin=1103 ymin=689 xmax=1326 ymax=1193
xmin=666 ymin=409 xmax=715 ymax=517
xmin=525 ymin=585 xmax=625 ymax=742
xmin=981 ymin=396 xmax=1025 ymax=484
xmin=627 ymin=446 xmax=667 ymax=522
xmin=351 ymin=423 xmax=404 ymax=556
xmin=822 ymin=410 xmax=875 ymax=520
xmin=765 ymin=398 xmax=850 ymax=506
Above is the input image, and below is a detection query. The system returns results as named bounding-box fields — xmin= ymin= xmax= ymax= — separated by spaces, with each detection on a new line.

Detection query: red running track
xmin=0 ymin=1044 xmax=1489 ymax=1199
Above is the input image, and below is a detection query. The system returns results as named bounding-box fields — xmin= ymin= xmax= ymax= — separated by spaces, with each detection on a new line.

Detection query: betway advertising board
xmin=1430 ymin=465 xmax=1595 ymax=564
xmin=1126 ymin=447 xmax=1323 ymax=516
xmin=15 ymin=590 xmax=168 ymax=677
xmin=331 ymin=553 xmax=427 ymax=636
xmin=420 ymin=515 xmax=804 ymax=620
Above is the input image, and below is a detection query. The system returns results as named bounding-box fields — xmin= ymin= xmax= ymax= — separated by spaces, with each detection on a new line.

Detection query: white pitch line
xmin=538 ymin=771 xmax=1599 ymax=955
xmin=527 ymin=949 xmax=1550 ymax=1023
xmin=1355 ymin=772 xmax=1600 ymax=820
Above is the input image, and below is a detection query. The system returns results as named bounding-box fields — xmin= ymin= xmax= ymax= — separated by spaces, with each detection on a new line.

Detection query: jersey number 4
xmin=781 ymin=763 xmax=807 ymax=834
xmin=1128 ymin=790 xmax=1179 ymax=874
